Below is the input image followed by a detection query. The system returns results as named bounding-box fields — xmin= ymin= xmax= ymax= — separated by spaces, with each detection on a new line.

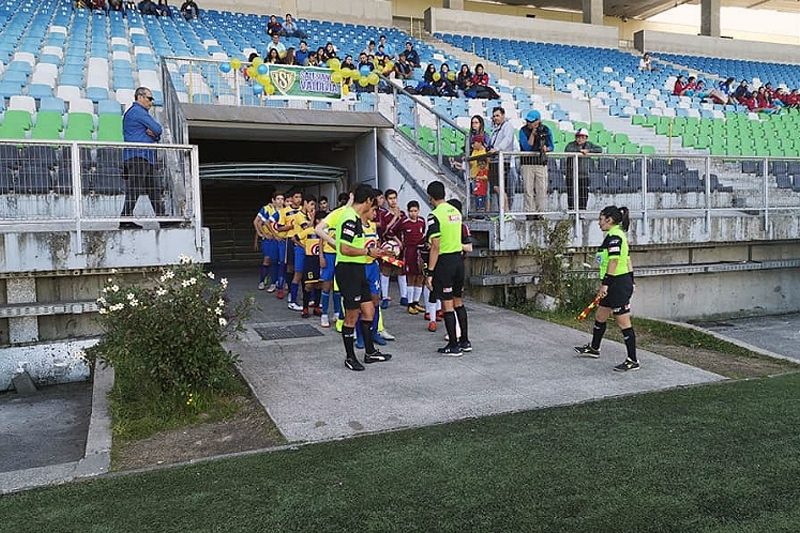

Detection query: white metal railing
xmin=0 ymin=139 xmax=202 ymax=251
xmin=469 ymin=151 xmax=800 ymax=241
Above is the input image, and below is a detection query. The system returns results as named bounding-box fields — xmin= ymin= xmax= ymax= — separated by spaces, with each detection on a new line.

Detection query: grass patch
xmin=513 ymin=305 xmax=799 ymax=379
xmin=6 ymin=374 xmax=800 ymax=532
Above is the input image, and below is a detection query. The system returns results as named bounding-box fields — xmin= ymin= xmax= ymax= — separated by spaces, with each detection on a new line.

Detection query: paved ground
xmin=222 ymin=268 xmax=723 ymax=443
xmin=0 ymin=382 xmax=92 ymax=473
xmin=699 ymin=313 xmax=800 ymax=360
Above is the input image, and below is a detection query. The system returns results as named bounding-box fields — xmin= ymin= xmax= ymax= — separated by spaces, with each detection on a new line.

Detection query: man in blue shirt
xmin=122 ymin=86 xmax=164 ymax=226
xmin=403 ymin=41 xmax=419 ymax=68
xmin=518 ymin=109 xmax=553 ymax=217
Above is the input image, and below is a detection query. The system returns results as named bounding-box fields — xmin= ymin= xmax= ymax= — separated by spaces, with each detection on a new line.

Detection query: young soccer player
xmin=377 ymin=189 xmax=407 ymax=309
xmin=253 ymin=192 xmax=279 ymax=291
xmin=284 ymin=190 xmax=305 ymax=310
xmin=397 ymin=200 xmax=426 ymax=315
xmin=356 ymin=197 xmax=387 ymax=349
xmin=262 ymin=192 xmax=288 ymax=298
xmin=296 ymin=196 xmax=321 ymax=318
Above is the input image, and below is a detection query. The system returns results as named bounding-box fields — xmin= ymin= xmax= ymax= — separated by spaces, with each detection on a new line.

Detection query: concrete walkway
xmin=699 ymin=313 xmax=800 ymax=361
xmin=223 ymin=269 xmax=723 ymax=443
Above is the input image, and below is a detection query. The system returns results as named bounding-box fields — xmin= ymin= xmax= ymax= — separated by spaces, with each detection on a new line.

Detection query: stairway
xmin=202 ymin=182 xmax=263 ymax=268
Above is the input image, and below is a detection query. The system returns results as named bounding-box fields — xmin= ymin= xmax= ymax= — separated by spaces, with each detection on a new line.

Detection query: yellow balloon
xmin=328 ymin=58 xmax=341 ymax=71
xmin=246 ymin=66 xmax=256 ymax=78
xmin=368 ymin=72 xmax=379 ymax=85
xmin=358 ymin=77 xmax=370 ymax=87
xmin=265 ymin=84 xmax=275 ymax=95
xmin=230 ymin=58 xmax=242 ymax=70
xmin=331 ymin=71 xmax=343 ymax=84
xmin=350 ymin=69 xmax=361 ymax=81
xmin=385 ymin=61 xmax=394 ymax=71
xmin=257 ymin=74 xmax=270 ymax=86
xmin=342 ymin=84 xmax=350 ymax=96
xmin=433 ymin=72 xmax=441 ymax=82
xmin=447 ymin=71 xmax=456 ymax=81
xmin=253 ymin=57 xmax=263 ymax=67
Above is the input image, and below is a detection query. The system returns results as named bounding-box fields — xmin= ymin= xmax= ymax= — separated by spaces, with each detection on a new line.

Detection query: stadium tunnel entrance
xmin=183 ymin=104 xmax=393 ymax=267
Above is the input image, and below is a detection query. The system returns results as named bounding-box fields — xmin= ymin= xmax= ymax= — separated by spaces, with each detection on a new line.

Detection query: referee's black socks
xmin=591 ymin=321 xmax=606 ymax=350
xmin=342 ymin=326 xmax=357 ymax=360
xmin=454 ymin=305 xmax=469 ymax=343
xmin=622 ymin=327 xmax=637 ymax=362
xmin=444 ymin=311 xmax=458 ymax=347
xmin=360 ymin=319 xmax=376 ymax=354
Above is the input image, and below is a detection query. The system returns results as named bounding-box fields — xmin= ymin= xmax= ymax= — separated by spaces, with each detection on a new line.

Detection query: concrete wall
xmin=203 ymin=0 xmax=393 ymax=26
xmin=635 ymin=29 xmax=800 ymax=65
xmin=425 ymin=7 xmax=619 ymax=49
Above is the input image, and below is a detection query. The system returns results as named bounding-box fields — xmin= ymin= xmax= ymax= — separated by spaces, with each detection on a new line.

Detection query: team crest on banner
xmin=270 ymin=69 xmax=296 ymax=95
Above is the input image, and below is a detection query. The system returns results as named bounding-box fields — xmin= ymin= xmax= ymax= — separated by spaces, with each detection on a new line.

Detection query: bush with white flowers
xmin=86 ymin=255 xmax=251 ymax=408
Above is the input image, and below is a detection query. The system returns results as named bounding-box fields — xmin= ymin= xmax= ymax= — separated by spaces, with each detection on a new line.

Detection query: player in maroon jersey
xmin=397 ymin=200 xmax=427 ymax=315
xmin=377 ymin=189 xmax=407 ymax=309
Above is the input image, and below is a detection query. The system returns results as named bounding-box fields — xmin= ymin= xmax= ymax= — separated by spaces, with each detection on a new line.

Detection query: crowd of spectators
xmin=671 ymin=73 xmax=799 ymax=112
xmin=76 ymin=0 xmax=198 ymax=19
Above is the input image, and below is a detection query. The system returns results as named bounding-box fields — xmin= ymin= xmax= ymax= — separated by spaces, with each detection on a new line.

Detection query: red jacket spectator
xmin=673 ymin=76 xmax=687 ymax=96
xmin=472 ymin=72 xmax=490 ymax=87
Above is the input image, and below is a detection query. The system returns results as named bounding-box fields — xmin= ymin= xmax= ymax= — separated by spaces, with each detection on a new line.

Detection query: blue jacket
xmin=123 ymin=102 xmax=162 ymax=163
xmin=519 ymin=124 xmax=554 ymax=165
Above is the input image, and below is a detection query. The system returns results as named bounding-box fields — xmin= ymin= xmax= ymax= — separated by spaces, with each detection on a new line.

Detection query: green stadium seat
xmin=96 ymin=115 xmax=124 ymax=142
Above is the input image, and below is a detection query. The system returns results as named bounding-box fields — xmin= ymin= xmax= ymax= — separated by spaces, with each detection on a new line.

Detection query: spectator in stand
xmin=773 ymin=87 xmax=787 ymax=108
xmin=282 ymin=14 xmax=307 ymax=39
xmin=283 ymin=47 xmax=297 ymax=66
xmin=518 ymin=110 xmax=553 ymax=217
xmin=341 ymin=54 xmax=356 ymax=71
xmin=266 ymin=48 xmax=281 ymax=65
xmin=692 ymin=80 xmax=708 ymax=100
xmin=394 ymin=53 xmax=413 ymax=81
xmin=267 ymin=34 xmax=286 ymax=60
xmin=415 ymin=64 xmax=437 ymax=96
xmin=243 ymin=53 xmax=259 ymax=80
xmin=469 ymin=115 xmax=491 ymax=211
xmin=709 ymin=77 xmax=735 ymax=105
xmin=788 ymin=89 xmax=799 ymax=109
xmin=179 ymin=0 xmax=198 ymax=19
xmin=324 ymin=42 xmax=338 ymax=60
xmin=266 ymin=15 xmax=283 ymax=36
xmin=471 ymin=137 xmax=489 ymax=214
xmin=295 ymin=41 xmax=309 ymax=66
xmin=138 ymin=0 xmax=157 ymax=15
xmin=435 ymin=63 xmax=457 ymax=97
xmin=733 ymin=80 xmax=749 ymax=102
xmin=109 ymin=0 xmax=124 ymax=10
xmin=316 ymin=47 xmax=328 ymax=64
xmin=356 ymin=53 xmax=374 ymax=93
xmin=404 ymin=42 xmax=420 ymax=68
xmin=682 ymin=76 xmax=696 ymax=96
xmin=564 ymin=128 xmax=602 ymax=211
xmin=307 ymin=52 xmax=318 ymax=66
xmin=375 ymin=45 xmax=387 ymax=62
xmin=456 ymin=64 xmax=472 ymax=95
xmin=756 ymin=86 xmax=778 ymax=113
xmin=638 ymin=52 xmax=654 ymax=72
xmin=155 ymin=0 xmax=171 ymax=16
xmin=377 ymin=35 xmax=394 ymax=59
xmin=673 ymin=75 xmax=687 ymax=96
xmin=465 ymin=64 xmax=499 ymax=99
xmin=488 ymin=106 xmax=515 ymax=212
xmin=363 ymin=40 xmax=377 ymax=57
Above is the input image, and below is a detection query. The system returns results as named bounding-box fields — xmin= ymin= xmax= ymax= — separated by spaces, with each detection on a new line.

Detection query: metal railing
xmin=471 ymin=151 xmax=800 ymax=240
xmin=0 ymin=139 xmax=202 ymax=251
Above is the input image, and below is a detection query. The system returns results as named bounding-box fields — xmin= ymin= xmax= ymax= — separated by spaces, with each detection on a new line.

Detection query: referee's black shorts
xmin=335 ymin=262 xmax=372 ymax=310
xmin=432 ymin=253 xmax=464 ymax=301
xmin=600 ymin=273 xmax=634 ymax=315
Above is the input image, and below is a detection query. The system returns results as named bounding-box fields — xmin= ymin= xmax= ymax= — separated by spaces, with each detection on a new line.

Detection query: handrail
xmin=160 ymin=56 xmax=189 ymax=144
xmin=379 ymin=73 xmax=468 ymax=134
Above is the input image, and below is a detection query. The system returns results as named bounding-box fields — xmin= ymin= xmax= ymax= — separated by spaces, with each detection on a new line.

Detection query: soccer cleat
xmin=373 ymin=332 xmax=387 ymax=346
xmin=614 ymin=359 xmax=640 ymax=372
xmin=380 ymin=329 xmax=396 ymax=341
xmin=427 ymin=321 xmax=437 ymax=332
xmin=320 ymin=315 xmax=330 ymax=328
xmin=266 ymin=284 xmax=276 ymax=293
xmin=313 ymin=306 xmax=322 ymax=317
xmin=301 ymin=307 xmax=309 ymax=319
xmin=574 ymin=344 xmax=600 ymax=358
xmin=380 ymin=298 xmax=390 ymax=309
xmin=345 ymin=357 xmax=365 ymax=371
xmin=288 ymin=302 xmax=303 ymax=312
xmin=438 ymin=344 xmax=463 ymax=357
xmin=414 ymin=302 xmax=425 ymax=313
xmin=258 ymin=281 xmax=266 ymax=290
xmin=276 ymin=289 xmax=285 ymax=299
xmin=407 ymin=305 xmax=419 ymax=315
xmin=400 ymin=297 xmax=409 ymax=306
xmin=335 ymin=318 xmax=344 ymax=333
xmin=364 ymin=350 xmax=392 ymax=363
xmin=460 ymin=340 xmax=473 ymax=352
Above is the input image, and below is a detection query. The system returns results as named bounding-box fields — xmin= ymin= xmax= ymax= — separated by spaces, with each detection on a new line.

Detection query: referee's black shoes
xmin=614 ymin=359 xmax=640 ymax=372
xmin=438 ymin=344 xmax=463 ymax=357
xmin=364 ymin=351 xmax=392 ymax=363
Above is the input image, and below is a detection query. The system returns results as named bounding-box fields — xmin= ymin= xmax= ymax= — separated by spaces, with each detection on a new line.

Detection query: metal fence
xmin=472 ymin=151 xmax=800 ymax=238
xmin=0 ymin=139 xmax=201 ymax=249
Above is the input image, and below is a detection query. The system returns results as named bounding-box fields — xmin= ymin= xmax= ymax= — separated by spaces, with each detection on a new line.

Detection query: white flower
xmin=156 ymin=288 xmax=167 ymax=297
xmin=220 ymin=278 xmax=228 ymax=288
xmin=111 ymin=285 xmax=119 ymax=293
xmin=98 ymin=308 xmax=108 ymax=315
xmin=217 ymin=299 xmax=225 ymax=307
xmin=179 ymin=254 xmax=193 ymax=264
xmin=214 ymin=307 xmax=223 ymax=316
xmin=101 ymin=287 xmax=108 ymax=293
xmin=160 ymin=270 xmax=175 ymax=282
xmin=218 ymin=317 xmax=228 ymax=327
xmin=109 ymin=303 xmax=124 ymax=312
xmin=107 ymin=277 xmax=113 ymax=283
xmin=110 ymin=269 xmax=118 ymax=274
xmin=188 ymin=277 xmax=197 ymax=285
xmin=126 ymin=293 xmax=135 ymax=300
xmin=207 ymin=272 xmax=215 ymax=279
xmin=181 ymin=280 xmax=190 ymax=288
xmin=97 ymin=297 xmax=106 ymax=305
xmin=130 ymin=299 xmax=139 ymax=307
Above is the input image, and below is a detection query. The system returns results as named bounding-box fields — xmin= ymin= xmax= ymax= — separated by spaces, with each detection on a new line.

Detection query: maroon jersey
xmin=378 ymin=207 xmax=406 ymax=240
xmin=398 ymin=217 xmax=426 ymax=250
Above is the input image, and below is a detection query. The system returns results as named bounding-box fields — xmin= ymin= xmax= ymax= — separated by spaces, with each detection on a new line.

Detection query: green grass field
xmin=4 ymin=373 xmax=800 ymax=532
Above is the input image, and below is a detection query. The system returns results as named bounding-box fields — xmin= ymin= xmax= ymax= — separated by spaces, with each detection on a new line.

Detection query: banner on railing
xmin=267 ymin=65 xmax=342 ymax=101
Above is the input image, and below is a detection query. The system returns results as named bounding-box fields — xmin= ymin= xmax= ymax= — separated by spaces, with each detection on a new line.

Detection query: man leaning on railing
xmin=122 ymin=86 xmax=164 ymax=229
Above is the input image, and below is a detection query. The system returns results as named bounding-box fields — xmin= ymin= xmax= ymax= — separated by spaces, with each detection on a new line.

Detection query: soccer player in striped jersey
xmin=253 ymin=191 xmax=282 ymax=292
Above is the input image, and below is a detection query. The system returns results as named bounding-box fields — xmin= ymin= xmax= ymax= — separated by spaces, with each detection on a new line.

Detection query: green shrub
xmin=85 ymin=255 xmax=252 ymax=411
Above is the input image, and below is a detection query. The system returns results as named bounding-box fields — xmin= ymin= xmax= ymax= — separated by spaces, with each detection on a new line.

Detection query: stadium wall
xmin=424 ymin=7 xmax=619 ymax=48
xmin=634 ymin=29 xmax=800 ymax=64
xmin=203 ymin=0 xmax=393 ymax=26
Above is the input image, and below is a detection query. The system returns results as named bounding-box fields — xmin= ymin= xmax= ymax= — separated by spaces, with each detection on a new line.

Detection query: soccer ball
xmin=380 ymin=239 xmax=401 ymax=258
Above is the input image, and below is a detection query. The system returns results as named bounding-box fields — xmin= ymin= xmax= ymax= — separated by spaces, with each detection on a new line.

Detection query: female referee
xmin=574 ymin=205 xmax=639 ymax=372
